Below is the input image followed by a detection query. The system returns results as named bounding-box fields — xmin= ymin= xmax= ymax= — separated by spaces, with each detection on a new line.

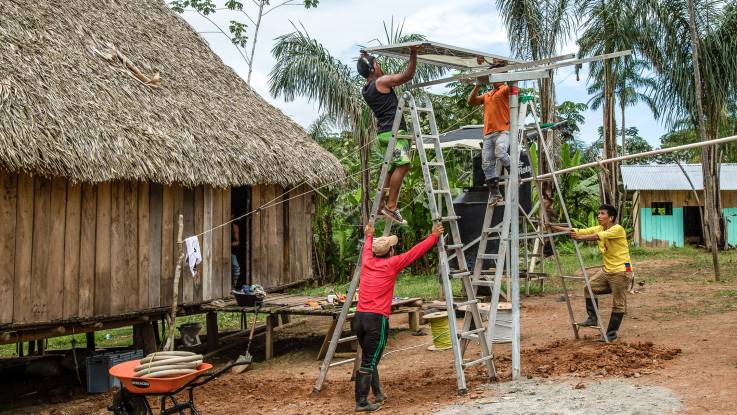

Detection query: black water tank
xmin=452 ymin=151 xmax=533 ymax=273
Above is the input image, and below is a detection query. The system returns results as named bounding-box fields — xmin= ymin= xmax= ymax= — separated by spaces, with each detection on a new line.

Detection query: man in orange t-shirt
xmin=467 ymin=67 xmax=510 ymax=202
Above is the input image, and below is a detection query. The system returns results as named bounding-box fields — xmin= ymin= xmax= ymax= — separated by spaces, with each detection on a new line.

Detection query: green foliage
xmin=631 ymin=0 xmax=737 ymax=133
xmin=585 ymin=126 xmax=653 ymax=163
xmin=229 ymin=20 xmax=248 ymax=48
xmin=170 ymin=0 xmax=320 ymax=83
xmin=658 ymin=103 xmax=737 ymax=163
xmin=556 ymin=100 xmax=589 ymax=150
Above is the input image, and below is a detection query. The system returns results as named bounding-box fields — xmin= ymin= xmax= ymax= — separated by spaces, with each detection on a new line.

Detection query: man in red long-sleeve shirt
xmin=352 ymin=222 xmax=443 ymax=412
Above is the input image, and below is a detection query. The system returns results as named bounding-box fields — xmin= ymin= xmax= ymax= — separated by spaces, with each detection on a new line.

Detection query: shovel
xmin=231 ymin=302 xmax=262 ymax=374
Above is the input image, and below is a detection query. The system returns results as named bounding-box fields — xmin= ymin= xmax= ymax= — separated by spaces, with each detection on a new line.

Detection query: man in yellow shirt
xmin=549 ymin=204 xmax=631 ymax=341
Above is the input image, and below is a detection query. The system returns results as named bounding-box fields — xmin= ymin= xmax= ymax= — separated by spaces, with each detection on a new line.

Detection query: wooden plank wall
xmin=635 ymin=190 xmax=737 ymax=247
xmin=250 ymin=184 xmax=313 ymax=289
xmin=0 ymin=172 xmax=231 ymax=325
xmin=639 ymin=190 xmax=737 ymax=208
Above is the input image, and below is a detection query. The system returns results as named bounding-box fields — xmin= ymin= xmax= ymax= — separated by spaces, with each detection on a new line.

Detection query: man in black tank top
xmin=357 ymin=47 xmax=419 ymax=225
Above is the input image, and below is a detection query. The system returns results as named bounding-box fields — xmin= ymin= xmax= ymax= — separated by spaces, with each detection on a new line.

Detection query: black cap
xmin=357 ymin=55 xmax=375 ymax=78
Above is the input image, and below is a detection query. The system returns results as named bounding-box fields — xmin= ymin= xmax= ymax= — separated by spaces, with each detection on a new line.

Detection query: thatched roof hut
xmin=0 ymin=0 xmax=343 ymax=187
xmin=0 ymin=0 xmax=343 ymax=335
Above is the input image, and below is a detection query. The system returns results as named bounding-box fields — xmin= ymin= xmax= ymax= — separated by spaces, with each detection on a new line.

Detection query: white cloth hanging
xmin=184 ymin=236 xmax=202 ymax=278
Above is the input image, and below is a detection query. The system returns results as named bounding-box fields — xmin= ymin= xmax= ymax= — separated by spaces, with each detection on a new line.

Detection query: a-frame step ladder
xmin=313 ymin=91 xmax=494 ymax=395
xmin=461 ymin=94 xmax=609 ymax=367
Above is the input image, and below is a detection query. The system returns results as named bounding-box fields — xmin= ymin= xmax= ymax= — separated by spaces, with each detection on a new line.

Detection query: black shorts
xmin=353 ymin=312 xmax=389 ymax=373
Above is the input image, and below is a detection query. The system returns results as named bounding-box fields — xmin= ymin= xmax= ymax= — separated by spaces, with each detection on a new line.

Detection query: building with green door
xmin=622 ymin=164 xmax=737 ymax=248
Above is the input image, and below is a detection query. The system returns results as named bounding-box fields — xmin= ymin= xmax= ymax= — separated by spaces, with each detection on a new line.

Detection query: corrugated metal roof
xmin=620 ymin=164 xmax=737 ymax=190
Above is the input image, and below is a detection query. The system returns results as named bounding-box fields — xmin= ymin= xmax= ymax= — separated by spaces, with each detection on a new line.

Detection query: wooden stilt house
xmin=622 ymin=164 xmax=737 ymax=248
xmin=0 ymin=0 xmax=343 ymax=343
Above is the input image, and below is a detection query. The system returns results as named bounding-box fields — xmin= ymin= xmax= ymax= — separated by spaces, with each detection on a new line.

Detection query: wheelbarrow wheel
xmin=110 ymin=388 xmax=150 ymax=415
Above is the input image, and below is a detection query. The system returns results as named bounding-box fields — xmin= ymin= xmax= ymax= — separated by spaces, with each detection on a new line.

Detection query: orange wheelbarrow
xmin=108 ymin=359 xmax=247 ymax=415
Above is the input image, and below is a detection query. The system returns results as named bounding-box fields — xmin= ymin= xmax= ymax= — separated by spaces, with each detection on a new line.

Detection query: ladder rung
xmin=337 ymin=335 xmax=357 ymax=344
xmin=450 ymin=271 xmax=471 ymax=278
xmin=441 ymin=215 xmax=461 ymax=221
xmin=397 ymin=134 xmax=413 ymax=139
xmin=328 ymin=357 xmax=355 ymax=368
xmin=472 ymin=280 xmax=495 ymax=287
xmin=459 ymin=327 xmax=486 ymax=339
xmin=415 ymin=107 xmax=434 ymax=112
xmin=421 ymin=134 xmax=439 ymax=139
xmin=484 ymin=226 xmax=503 ymax=234
xmin=575 ymin=324 xmax=603 ymax=330
xmin=462 ymin=355 xmax=494 ymax=368
xmin=454 ymin=299 xmax=479 ymax=308
xmin=477 ymin=254 xmax=498 ymax=260
xmin=432 ymin=189 xmax=451 ymax=195
xmin=562 ymin=275 xmax=584 ymax=280
xmin=425 ymin=162 xmax=444 ymax=166
xmin=445 ymin=244 xmax=464 ymax=249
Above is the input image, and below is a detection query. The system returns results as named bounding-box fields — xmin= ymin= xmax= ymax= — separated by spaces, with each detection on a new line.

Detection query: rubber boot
xmin=355 ymin=371 xmax=381 ymax=412
xmin=605 ymin=312 xmax=624 ymax=341
xmin=485 ymin=178 xmax=502 ymax=202
xmin=371 ymin=368 xmax=387 ymax=403
xmin=578 ymin=298 xmax=599 ymax=327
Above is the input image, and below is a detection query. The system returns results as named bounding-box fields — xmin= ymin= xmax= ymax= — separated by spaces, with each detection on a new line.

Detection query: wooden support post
xmin=86 ymin=331 xmax=96 ymax=352
xmin=206 ymin=312 xmax=219 ymax=352
xmin=164 ymin=215 xmax=185 ymax=351
xmin=152 ymin=321 xmax=161 ymax=348
xmin=408 ymin=310 xmax=420 ymax=333
xmin=317 ymin=316 xmax=339 ymax=361
xmin=144 ymin=325 xmax=157 ymax=355
xmin=265 ymin=314 xmax=276 ymax=360
xmin=28 ymin=340 xmax=35 ymax=356
xmin=280 ymin=313 xmax=290 ymax=325
xmin=37 ymin=339 xmax=44 ymax=355
xmin=17 ymin=342 xmax=23 ymax=357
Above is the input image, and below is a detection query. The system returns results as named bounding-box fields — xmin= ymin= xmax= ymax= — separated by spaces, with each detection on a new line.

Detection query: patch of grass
xmin=291 ymin=273 xmax=463 ymax=300
xmin=718 ymin=290 xmax=737 ymax=298
xmin=0 ymin=312 xmax=254 ymax=358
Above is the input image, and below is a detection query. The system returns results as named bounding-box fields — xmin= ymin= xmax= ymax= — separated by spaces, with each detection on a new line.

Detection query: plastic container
xmin=86 ymin=349 xmax=144 ymax=393
xmin=232 ymin=291 xmax=260 ymax=306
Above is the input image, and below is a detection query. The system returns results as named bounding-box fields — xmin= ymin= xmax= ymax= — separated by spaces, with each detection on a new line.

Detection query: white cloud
xmin=402 ymin=3 xmax=508 ymax=49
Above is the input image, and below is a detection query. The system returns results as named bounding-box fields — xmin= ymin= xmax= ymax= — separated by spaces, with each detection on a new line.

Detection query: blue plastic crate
xmin=86 ymin=349 xmax=144 ymax=393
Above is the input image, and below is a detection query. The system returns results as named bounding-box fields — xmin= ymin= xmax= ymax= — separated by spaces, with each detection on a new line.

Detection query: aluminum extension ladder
xmin=464 ymin=95 xmax=609 ymax=371
xmin=313 ymin=91 xmax=494 ymax=395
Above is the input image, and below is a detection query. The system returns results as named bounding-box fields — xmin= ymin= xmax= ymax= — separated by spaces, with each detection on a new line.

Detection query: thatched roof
xmin=0 ymin=0 xmax=344 ymax=187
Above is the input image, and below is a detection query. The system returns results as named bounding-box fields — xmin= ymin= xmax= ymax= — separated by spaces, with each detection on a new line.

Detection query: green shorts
xmin=372 ymin=130 xmax=411 ymax=170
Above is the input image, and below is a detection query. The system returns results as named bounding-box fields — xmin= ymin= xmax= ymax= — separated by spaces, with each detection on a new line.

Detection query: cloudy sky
xmin=180 ymin=0 xmax=666 ymax=145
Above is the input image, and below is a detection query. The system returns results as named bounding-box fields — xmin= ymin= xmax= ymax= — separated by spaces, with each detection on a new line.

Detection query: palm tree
xmin=631 ymin=0 xmax=737 ymax=277
xmin=495 ymin=0 xmax=578 ymax=222
xmin=585 ymin=58 xmax=658 ymax=156
xmin=268 ymin=21 xmax=445 ymax=224
xmin=576 ymin=0 xmax=642 ymax=205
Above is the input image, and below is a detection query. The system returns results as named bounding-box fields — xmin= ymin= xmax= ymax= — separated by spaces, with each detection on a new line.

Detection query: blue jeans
xmin=231 ymin=254 xmax=241 ymax=286
xmin=482 ymin=131 xmax=511 ymax=180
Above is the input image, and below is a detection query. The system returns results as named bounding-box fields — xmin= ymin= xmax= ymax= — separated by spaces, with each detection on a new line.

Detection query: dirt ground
xmin=8 ymin=257 xmax=737 ymax=414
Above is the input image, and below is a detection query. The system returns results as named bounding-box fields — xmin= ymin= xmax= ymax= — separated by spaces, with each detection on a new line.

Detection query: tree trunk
xmin=687 ymin=0 xmax=720 ymax=280
xmin=246 ymin=1 xmax=265 ymax=84
xmin=601 ymin=61 xmax=619 ymax=205
xmin=621 ymin=93 xmax=626 ymax=157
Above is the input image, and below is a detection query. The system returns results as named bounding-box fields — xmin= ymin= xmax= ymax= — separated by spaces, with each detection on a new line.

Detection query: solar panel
xmin=363 ymin=41 xmax=523 ymax=70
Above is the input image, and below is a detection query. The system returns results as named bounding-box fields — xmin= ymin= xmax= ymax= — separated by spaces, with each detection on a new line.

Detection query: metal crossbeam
xmin=409 ymin=50 xmax=632 ymax=89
